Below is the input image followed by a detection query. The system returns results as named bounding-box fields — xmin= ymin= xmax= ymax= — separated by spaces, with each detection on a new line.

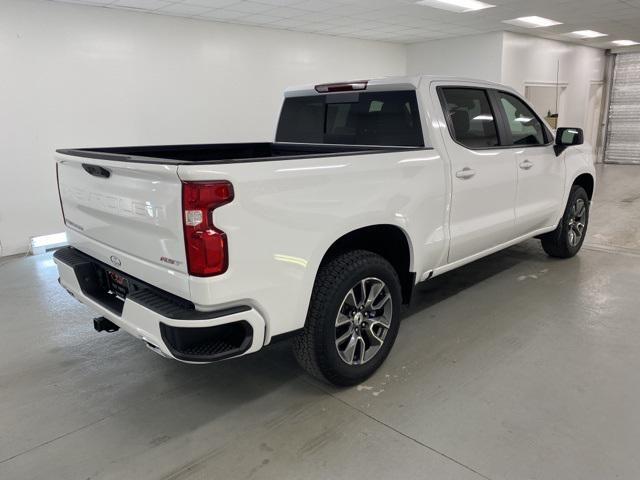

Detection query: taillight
xmin=182 ymin=181 xmax=234 ymax=277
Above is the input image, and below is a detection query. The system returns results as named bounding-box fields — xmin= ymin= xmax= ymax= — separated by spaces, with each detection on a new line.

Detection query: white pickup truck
xmin=54 ymin=75 xmax=595 ymax=386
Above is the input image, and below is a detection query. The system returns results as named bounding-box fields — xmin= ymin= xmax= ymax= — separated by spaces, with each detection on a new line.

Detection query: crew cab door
xmin=436 ymin=86 xmax=517 ymax=262
xmin=492 ymin=91 xmax=565 ymax=235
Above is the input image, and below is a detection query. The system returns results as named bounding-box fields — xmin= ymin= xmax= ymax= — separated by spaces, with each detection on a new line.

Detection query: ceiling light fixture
xmin=503 ymin=16 xmax=563 ymax=28
xmin=567 ymin=30 xmax=607 ymax=39
xmin=415 ymin=0 xmax=495 ymax=13
xmin=612 ymin=40 xmax=639 ymax=46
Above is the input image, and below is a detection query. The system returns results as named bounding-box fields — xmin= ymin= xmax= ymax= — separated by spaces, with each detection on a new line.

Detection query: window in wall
xmin=440 ymin=88 xmax=500 ymax=149
xmin=497 ymin=92 xmax=547 ymax=146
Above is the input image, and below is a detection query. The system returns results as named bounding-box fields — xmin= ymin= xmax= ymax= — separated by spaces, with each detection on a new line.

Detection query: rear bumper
xmin=53 ymin=247 xmax=266 ymax=362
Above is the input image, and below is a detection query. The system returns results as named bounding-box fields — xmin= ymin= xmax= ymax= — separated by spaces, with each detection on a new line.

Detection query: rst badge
xmin=160 ymin=256 xmax=182 ymax=267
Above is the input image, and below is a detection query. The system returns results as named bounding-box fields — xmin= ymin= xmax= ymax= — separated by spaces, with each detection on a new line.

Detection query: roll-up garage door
xmin=605 ymin=52 xmax=640 ymax=164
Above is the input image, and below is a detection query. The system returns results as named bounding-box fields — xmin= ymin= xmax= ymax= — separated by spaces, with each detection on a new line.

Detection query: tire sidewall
xmin=561 ymin=186 xmax=589 ymax=256
xmin=315 ymin=256 xmax=401 ymax=385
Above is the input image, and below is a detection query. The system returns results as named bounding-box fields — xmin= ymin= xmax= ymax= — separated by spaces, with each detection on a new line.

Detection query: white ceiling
xmin=50 ymin=0 xmax=640 ymax=47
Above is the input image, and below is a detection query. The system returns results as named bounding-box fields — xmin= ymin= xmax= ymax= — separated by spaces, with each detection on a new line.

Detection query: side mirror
xmin=554 ymin=127 xmax=584 ymax=156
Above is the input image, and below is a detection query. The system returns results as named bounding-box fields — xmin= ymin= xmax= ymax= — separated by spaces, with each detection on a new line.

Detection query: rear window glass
xmin=276 ymin=90 xmax=424 ymax=147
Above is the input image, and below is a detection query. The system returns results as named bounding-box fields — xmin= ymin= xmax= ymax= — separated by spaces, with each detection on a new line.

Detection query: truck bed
xmin=57 ymin=142 xmax=413 ymax=165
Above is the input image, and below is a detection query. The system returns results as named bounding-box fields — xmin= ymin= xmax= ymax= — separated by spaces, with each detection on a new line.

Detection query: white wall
xmin=0 ymin=0 xmax=406 ymax=256
xmin=407 ymin=31 xmax=606 ymax=145
xmin=406 ymin=32 xmax=504 ymax=82
xmin=501 ymin=32 xmax=606 ymax=129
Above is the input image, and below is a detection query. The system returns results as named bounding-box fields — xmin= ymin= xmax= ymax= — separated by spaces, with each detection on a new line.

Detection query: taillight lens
xmin=182 ymin=181 xmax=234 ymax=277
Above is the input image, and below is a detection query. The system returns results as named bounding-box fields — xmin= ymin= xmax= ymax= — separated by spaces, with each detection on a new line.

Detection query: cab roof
xmin=284 ymin=75 xmax=512 ymax=97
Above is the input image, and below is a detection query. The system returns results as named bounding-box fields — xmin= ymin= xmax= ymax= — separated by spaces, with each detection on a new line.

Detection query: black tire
xmin=292 ymin=250 xmax=402 ymax=386
xmin=541 ymin=185 xmax=590 ymax=258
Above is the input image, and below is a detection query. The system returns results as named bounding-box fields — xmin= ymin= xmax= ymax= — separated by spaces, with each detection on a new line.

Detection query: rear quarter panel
xmin=179 ymin=149 xmax=447 ymax=340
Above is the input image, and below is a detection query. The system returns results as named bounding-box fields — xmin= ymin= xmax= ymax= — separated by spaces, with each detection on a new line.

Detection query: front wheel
xmin=293 ymin=250 xmax=402 ymax=386
xmin=541 ymin=185 xmax=590 ymax=258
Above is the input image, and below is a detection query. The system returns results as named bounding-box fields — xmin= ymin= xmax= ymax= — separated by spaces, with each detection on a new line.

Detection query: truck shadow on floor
xmin=404 ymin=239 xmax=545 ymax=317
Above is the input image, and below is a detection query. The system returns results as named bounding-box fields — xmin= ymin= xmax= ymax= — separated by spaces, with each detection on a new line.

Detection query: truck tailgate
xmin=56 ymin=153 xmax=189 ymax=298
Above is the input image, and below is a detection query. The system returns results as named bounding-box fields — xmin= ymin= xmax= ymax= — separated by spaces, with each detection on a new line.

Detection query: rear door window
xmin=276 ymin=90 xmax=424 ymax=147
xmin=439 ymin=88 xmax=500 ymax=149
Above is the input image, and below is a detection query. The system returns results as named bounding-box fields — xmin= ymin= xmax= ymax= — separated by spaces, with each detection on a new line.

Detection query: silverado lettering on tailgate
xmin=60 ymin=184 xmax=165 ymax=221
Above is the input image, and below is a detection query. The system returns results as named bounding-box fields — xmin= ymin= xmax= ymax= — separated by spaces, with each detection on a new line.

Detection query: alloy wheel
xmin=334 ymin=277 xmax=393 ymax=365
xmin=567 ymin=198 xmax=587 ymax=247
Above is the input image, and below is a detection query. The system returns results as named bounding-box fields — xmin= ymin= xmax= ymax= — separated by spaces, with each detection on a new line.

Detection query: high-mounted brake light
xmin=314 ymin=80 xmax=368 ymax=93
xmin=182 ymin=181 xmax=234 ymax=277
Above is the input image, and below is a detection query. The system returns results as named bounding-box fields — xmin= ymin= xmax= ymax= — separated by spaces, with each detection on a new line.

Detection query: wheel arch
xmin=318 ymin=224 xmax=415 ymax=305
xmin=572 ymin=173 xmax=595 ymax=200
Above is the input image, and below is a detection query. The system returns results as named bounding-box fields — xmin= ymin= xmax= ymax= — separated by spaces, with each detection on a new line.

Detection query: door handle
xmin=456 ymin=167 xmax=476 ymax=179
xmin=519 ymin=160 xmax=533 ymax=170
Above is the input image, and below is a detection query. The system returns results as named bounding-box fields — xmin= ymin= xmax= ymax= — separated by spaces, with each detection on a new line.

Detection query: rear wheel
xmin=541 ymin=185 xmax=589 ymax=258
xmin=293 ymin=250 xmax=401 ymax=386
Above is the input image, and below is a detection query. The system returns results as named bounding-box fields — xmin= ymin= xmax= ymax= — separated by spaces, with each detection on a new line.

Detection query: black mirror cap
xmin=554 ymin=127 xmax=584 ymax=156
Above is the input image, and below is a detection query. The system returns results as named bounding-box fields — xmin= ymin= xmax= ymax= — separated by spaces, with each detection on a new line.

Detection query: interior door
xmin=437 ymin=87 xmax=517 ymax=263
xmin=494 ymin=91 xmax=565 ymax=235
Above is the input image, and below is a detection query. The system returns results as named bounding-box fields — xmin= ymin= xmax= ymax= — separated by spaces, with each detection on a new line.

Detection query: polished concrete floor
xmin=1 ymin=164 xmax=639 ymax=480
